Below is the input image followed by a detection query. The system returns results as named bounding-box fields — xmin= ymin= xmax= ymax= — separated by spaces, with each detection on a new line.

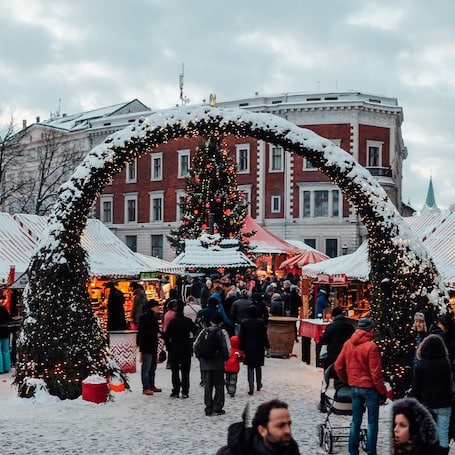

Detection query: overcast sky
xmin=1 ymin=0 xmax=454 ymax=210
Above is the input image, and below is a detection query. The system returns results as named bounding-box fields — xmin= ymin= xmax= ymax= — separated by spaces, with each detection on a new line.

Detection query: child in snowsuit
xmin=225 ymin=335 xmax=244 ymax=397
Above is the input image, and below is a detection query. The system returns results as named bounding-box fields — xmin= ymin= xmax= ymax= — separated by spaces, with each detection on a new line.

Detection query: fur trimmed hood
xmin=392 ymin=397 xmax=439 ymax=446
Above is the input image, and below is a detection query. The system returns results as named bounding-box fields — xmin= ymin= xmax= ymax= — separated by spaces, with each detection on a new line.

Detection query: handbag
xmin=158 ymin=349 xmax=167 ymax=363
xmin=319 ymin=344 xmax=328 ymax=359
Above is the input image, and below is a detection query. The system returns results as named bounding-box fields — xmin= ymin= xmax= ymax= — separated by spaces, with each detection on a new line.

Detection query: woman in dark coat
xmin=412 ymin=334 xmax=453 ymax=451
xmin=392 ymin=397 xmax=441 ymax=454
xmin=164 ymin=299 xmax=198 ymax=398
xmin=239 ymin=305 xmax=270 ymax=395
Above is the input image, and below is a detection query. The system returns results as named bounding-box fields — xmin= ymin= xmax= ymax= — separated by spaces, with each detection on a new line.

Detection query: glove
xmin=379 ymin=394 xmax=387 ymax=405
xmin=266 ymin=348 xmax=272 ymax=358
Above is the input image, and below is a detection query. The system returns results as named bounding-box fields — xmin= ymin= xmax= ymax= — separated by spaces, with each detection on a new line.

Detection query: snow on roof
xmin=134 ymin=253 xmax=185 ymax=275
xmin=302 ymin=211 xmax=455 ymax=285
xmin=172 ymin=238 xmax=255 ymax=270
xmin=11 ymin=214 xmax=179 ymax=279
xmin=241 ymin=216 xmax=300 ymax=254
xmin=0 ymin=213 xmax=35 ymax=285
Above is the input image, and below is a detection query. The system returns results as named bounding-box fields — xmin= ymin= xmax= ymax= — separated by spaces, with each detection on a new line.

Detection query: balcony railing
xmin=366 ymin=166 xmax=393 ymax=178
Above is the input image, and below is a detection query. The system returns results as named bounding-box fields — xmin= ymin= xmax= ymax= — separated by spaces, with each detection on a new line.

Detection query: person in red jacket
xmin=225 ymin=335 xmax=244 ymax=397
xmin=335 ymin=317 xmax=387 ymax=455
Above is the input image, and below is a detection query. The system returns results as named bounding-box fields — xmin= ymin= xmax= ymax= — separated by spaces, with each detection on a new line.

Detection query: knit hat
xmin=413 ymin=312 xmax=427 ymax=332
xmin=271 ymin=293 xmax=282 ymax=301
xmin=358 ymin=317 xmax=374 ymax=331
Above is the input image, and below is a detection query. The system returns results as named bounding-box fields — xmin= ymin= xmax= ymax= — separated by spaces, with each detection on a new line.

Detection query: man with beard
xmin=216 ymin=399 xmax=300 ymax=454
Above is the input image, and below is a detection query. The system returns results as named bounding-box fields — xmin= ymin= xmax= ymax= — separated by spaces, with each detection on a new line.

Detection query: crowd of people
xmin=104 ymin=273 xmax=455 ymax=454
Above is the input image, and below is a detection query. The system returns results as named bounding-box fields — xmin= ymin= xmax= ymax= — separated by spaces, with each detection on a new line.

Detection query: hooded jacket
xmin=225 ymin=336 xmax=244 ymax=373
xmin=392 ymin=397 xmax=440 ymax=454
xmin=334 ymin=329 xmax=387 ymax=395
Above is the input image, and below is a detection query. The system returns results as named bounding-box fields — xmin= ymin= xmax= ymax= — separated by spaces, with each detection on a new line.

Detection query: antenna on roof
xmin=178 ymin=63 xmax=190 ymax=106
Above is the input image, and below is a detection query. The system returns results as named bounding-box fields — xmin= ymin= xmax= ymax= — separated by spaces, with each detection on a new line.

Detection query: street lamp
xmin=341 ymin=244 xmax=348 ymax=255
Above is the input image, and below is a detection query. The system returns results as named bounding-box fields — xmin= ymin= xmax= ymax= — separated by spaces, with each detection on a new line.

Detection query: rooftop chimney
xmin=36 ymin=116 xmax=40 ymax=123
xmin=22 ymin=119 xmax=27 ymax=129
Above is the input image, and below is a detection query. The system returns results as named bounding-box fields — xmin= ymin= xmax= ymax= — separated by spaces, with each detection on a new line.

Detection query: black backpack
xmin=194 ymin=327 xmax=223 ymax=360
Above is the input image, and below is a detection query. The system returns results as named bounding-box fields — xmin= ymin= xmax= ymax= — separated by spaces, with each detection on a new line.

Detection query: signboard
xmin=316 ymin=273 xmax=330 ymax=284
xmin=140 ymin=272 xmax=159 ymax=280
xmin=332 ymin=273 xmax=348 ymax=284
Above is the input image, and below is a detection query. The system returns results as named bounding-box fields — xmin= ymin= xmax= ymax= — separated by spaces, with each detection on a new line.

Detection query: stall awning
xmin=241 ymin=216 xmax=300 ymax=254
xmin=134 ymin=253 xmax=186 ymax=275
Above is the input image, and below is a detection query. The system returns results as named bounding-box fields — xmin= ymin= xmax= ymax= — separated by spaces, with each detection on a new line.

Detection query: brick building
xmin=97 ymin=91 xmax=410 ymax=261
xmin=4 ymin=92 xmax=411 ymax=262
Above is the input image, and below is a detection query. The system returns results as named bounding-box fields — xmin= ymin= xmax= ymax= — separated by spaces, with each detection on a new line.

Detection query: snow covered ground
xmin=0 ymin=342 xmax=448 ymax=455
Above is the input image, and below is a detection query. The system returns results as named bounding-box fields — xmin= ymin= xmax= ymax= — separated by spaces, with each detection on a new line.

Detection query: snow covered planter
xmin=82 ymin=375 xmax=109 ymax=404
xmin=14 ymin=106 xmax=447 ymax=399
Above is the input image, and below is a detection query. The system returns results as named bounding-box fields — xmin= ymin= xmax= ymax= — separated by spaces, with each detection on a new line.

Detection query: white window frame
xmin=298 ymin=185 xmax=341 ymax=219
xmin=303 ymin=158 xmax=317 ymax=170
xmin=238 ymin=184 xmax=252 ymax=216
xmin=269 ymin=145 xmax=284 ymax=172
xmin=236 ymin=144 xmax=250 ymax=174
xmin=149 ymin=190 xmax=164 ymax=223
xmin=178 ymin=149 xmax=190 ymax=178
xmin=126 ymin=158 xmax=137 ymax=183
xmin=175 ymin=189 xmax=186 ymax=221
xmin=150 ymin=152 xmax=163 ymax=181
xmin=271 ymin=195 xmax=281 ymax=213
xmin=366 ymin=140 xmax=383 ymax=167
xmin=124 ymin=193 xmax=138 ymax=223
xmin=100 ymin=195 xmax=113 ymax=224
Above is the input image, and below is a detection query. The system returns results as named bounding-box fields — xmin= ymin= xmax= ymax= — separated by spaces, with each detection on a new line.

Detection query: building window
xmin=124 ymin=195 xmax=137 ymax=223
xmin=238 ymin=185 xmax=252 ymax=216
xmin=126 ymin=158 xmax=137 ymax=183
xmin=325 ymin=238 xmax=338 ymax=258
xmin=151 ymin=152 xmax=163 ymax=181
xmin=300 ymin=187 xmax=341 ymax=218
xmin=304 ymin=158 xmax=317 ymax=170
xmin=151 ymin=235 xmax=163 ymax=258
xmin=100 ymin=196 xmax=113 ymax=223
xmin=303 ymin=191 xmax=311 ymax=218
xmin=269 ymin=145 xmax=284 ymax=172
xmin=367 ymin=140 xmax=383 ymax=167
xmin=178 ymin=149 xmax=190 ymax=178
xmin=175 ymin=190 xmax=186 ymax=221
xmin=236 ymin=144 xmax=250 ymax=173
xmin=150 ymin=191 xmax=164 ymax=222
xmin=304 ymin=238 xmax=316 ymax=249
xmin=125 ymin=235 xmax=137 ymax=252
xmin=314 ymin=190 xmax=329 ymax=217
xmin=271 ymin=195 xmax=281 ymax=213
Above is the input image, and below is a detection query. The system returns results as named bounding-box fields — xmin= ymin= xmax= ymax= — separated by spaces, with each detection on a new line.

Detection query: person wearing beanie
xmin=392 ymin=397 xmax=440 ymax=454
xmin=315 ymin=288 xmax=330 ymax=319
xmin=335 ymin=317 xmax=387 ymax=455
xmin=137 ymin=299 xmax=162 ymax=395
xmin=413 ymin=312 xmax=428 ymax=348
xmin=269 ymin=293 xmax=285 ymax=316
xmin=412 ymin=334 xmax=453 ymax=452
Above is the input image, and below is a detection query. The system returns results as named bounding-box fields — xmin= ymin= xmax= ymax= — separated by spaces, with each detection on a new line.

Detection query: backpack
xmin=194 ymin=327 xmax=223 ymax=360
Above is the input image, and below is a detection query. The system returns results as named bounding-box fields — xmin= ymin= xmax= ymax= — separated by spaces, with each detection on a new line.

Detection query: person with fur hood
xmin=392 ymin=397 xmax=441 ymax=454
xmin=412 ymin=334 xmax=453 ymax=452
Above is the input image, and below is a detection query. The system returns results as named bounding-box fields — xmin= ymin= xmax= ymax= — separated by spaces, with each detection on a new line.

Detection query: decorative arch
xmin=16 ymin=106 xmax=445 ymax=399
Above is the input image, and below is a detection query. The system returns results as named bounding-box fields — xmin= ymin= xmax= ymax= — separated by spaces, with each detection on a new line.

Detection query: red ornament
xmin=224 ymin=209 xmax=231 ymax=216
xmin=216 ymin=197 xmax=221 ymax=203
xmin=194 ymin=209 xmax=199 ymax=215
xmin=205 ymin=202 xmax=210 ymax=208
xmin=201 ymin=224 xmax=207 ymax=230
xmin=206 ymin=164 xmax=211 ymax=169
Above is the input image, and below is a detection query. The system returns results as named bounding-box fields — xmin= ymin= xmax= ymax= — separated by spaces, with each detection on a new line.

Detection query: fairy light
xmin=14 ymin=107 xmax=446 ymax=400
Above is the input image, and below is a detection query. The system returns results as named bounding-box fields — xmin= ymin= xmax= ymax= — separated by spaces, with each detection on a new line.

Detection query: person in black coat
xmin=216 ymin=399 xmax=301 ymax=455
xmin=412 ymin=334 xmax=453 ymax=451
xmin=319 ymin=307 xmax=355 ymax=370
xmin=392 ymin=397 xmax=441 ymax=455
xmin=164 ymin=299 xmax=198 ymax=398
xmin=104 ymin=282 xmax=127 ymax=331
xmin=239 ymin=305 xmax=270 ymax=395
xmin=137 ymin=299 xmax=162 ymax=395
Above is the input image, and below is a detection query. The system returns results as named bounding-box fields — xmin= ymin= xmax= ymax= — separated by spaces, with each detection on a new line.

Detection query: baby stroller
xmin=317 ymin=365 xmax=367 ymax=454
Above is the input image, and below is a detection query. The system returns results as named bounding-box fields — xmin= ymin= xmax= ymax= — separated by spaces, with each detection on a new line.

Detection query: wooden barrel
xmin=267 ymin=316 xmax=298 ymax=358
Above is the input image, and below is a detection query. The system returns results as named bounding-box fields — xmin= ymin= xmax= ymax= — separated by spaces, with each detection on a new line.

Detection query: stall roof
xmin=172 ymin=238 xmax=256 ymax=270
xmin=241 ymin=216 xmax=301 ymax=254
xmin=12 ymin=214 xmax=179 ymax=280
xmin=302 ymin=211 xmax=455 ymax=286
xmin=0 ymin=213 xmax=35 ymax=286
xmin=134 ymin=252 xmax=185 ymax=275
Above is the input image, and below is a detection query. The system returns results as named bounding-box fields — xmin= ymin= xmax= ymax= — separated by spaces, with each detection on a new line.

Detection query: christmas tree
xmin=168 ymin=136 xmax=252 ymax=253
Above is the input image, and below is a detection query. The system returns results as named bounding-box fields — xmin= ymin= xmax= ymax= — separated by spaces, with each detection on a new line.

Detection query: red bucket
xmin=82 ymin=381 xmax=109 ymax=403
